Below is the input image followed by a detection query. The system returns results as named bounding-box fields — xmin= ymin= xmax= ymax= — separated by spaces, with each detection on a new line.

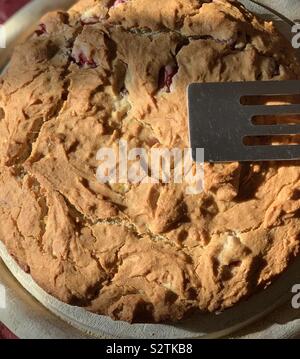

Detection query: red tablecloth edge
xmin=0 ymin=0 xmax=31 ymax=24
xmin=0 ymin=322 xmax=18 ymax=339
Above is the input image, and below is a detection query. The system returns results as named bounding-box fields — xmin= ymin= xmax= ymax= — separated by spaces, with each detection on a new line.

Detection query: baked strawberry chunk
xmin=75 ymin=52 xmax=97 ymax=68
xmin=35 ymin=23 xmax=47 ymax=36
xmin=158 ymin=64 xmax=178 ymax=92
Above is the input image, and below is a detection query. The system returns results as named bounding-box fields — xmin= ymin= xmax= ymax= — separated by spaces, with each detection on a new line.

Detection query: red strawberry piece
xmin=158 ymin=64 xmax=178 ymax=93
xmin=76 ymin=52 xmax=97 ymax=68
xmin=35 ymin=23 xmax=47 ymax=36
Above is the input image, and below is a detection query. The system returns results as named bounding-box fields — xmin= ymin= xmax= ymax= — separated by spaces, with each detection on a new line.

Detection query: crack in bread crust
xmin=1 ymin=0 xmax=300 ymax=323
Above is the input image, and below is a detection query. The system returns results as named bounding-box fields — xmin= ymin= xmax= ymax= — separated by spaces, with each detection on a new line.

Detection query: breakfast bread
xmin=0 ymin=0 xmax=300 ymax=323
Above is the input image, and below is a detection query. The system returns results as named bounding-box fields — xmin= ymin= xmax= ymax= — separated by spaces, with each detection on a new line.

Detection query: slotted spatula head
xmin=188 ymin=81 xmax=300 ymax=162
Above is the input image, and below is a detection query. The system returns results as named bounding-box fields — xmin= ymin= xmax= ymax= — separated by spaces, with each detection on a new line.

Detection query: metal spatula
xmin=188 ymin=81 xmax=300 ymax=162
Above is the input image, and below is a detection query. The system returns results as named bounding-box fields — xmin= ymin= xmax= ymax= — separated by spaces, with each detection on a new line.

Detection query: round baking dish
xmin=0 ymin=0 xmax=300 ymax=339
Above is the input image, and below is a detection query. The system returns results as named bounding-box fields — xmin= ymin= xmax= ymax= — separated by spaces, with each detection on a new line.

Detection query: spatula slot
xmin=251 ymin=114 xmax=300 ymax=125
xmin=240 ymin=94 xmax=300 ymax=106
xmin=188 ymin=81 xmax=300 ymax=162
xmin=243 ymin=135 xmax=300 ymax=146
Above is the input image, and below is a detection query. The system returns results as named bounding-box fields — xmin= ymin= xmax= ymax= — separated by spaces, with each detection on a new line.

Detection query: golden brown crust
xmin=0 ymin=0 xmax=300 ymax=323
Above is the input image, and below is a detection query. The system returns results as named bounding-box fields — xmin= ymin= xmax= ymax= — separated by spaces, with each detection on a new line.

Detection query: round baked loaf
xmin=1 ymin=0 xmax=300 ymax=323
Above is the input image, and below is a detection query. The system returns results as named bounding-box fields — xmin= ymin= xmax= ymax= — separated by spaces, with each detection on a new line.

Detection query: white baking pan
xmin=0 ymin=0 xmax=300 ymax=339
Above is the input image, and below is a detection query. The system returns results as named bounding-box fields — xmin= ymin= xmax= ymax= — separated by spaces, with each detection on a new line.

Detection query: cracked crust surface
xmin=1 ymin=0 xmax=300 ymax=323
